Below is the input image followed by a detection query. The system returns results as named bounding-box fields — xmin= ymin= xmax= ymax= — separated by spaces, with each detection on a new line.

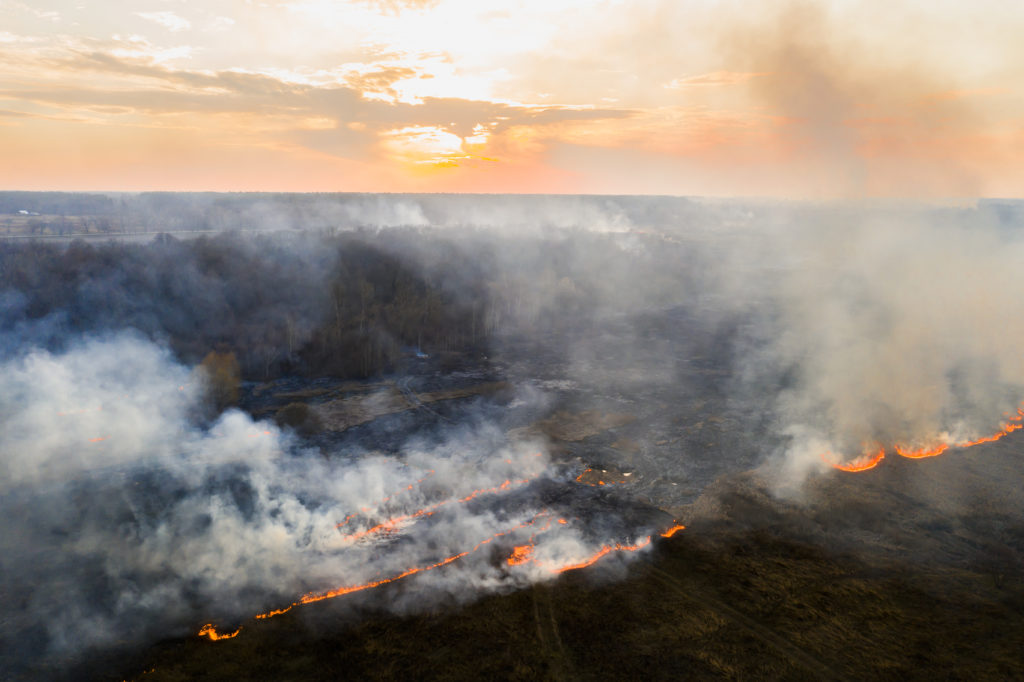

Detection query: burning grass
xmin=107 ymin=431 xmax=1024 ymax=681
xmin=114 ymin=525 xmax=1024 ymax=682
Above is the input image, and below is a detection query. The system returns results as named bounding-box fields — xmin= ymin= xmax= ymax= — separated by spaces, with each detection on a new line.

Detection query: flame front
xmin=301 ymin=513 xmax=548 ymax=605
xmin=253 ymin=606 xmax=292 ymax=620
xmin=893 ymin=443 xmax=949 ymax=459
xmin=199 ymin=518 xmax=684 ymax=643
xmin=829 ymin=404 xmax=1024 ymax=473
xmin=547 ymin=538 xmax=653 ymax=574
xmin=197 ymin=623 xmax=241 ymax=641
xmin=193 ymin=443 xmax=682 ymax=648
xmin=660 ymin=524 xmax=686 ymax=538
xmin=829 ymin=446 xmax=886 ymax=472
xmin=337 ymin=475 xmax=538 ymax=542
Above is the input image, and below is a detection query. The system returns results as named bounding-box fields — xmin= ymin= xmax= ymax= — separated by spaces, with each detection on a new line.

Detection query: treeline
xmin=0 ymin=224 xmax=699 ymax=382
xmin=0 ymin=230 xmax=492 ymax=380
xmin=0 ymin=192 xmax=116 ymax=216
xmin=0 ymin=191 xmax=715 ymax=235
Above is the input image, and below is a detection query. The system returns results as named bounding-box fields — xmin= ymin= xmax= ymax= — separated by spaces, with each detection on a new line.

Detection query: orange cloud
xmin=0 ymin=0 xmax=1021 ymax=196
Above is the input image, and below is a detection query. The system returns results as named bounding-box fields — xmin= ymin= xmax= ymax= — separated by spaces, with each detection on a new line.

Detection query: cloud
xmin=363 ymin=0 xmax=441 ymax=14
xmin=3 ymin=0 xmax=1020 ymax=194
xmin=341 ymin=65 xmax=419 ymax=101
xmin=135 ymin=11 xmax=192 ymax=33
xmin=6 ymin=1 xmax=60 ymax=22
xmin=204 ymin=16 xmax=236 ymax=33
xmin=664 ymin=71 xmax=767 ymax=89
xmin=3 ymin=48 xmax=634 ymax=166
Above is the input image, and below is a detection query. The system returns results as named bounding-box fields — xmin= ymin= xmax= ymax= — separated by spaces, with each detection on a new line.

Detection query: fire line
xmin=827 ymin=404 xmax=1024 ymax=472
xmin=204 ymin=518 xmax=685 ymax=641
xmin=337 ymin=475 xmax=540 ymax=542
xmin=197 ymin=624 xmax=241 ymax=641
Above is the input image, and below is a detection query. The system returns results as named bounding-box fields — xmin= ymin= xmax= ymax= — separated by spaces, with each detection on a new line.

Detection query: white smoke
xmin=720 ymin=206 xmax=1024 ymax=490
xmin=0 ymin=333 xmax=650 ymax=671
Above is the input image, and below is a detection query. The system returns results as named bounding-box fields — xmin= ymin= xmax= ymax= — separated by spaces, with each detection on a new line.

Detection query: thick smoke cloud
xmin=0 ymin=333 xmax=646 ymax=677
xmin=714 ymin=205 xmax=1024 ymax=490
xmin=722 ymin=1 xmax=987 ymax=197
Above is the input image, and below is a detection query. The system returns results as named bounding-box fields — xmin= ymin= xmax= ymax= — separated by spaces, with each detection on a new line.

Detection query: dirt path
xmin=531 ymin=584 xmax=575 ymax=680
xmin=395 ymin=377 xmax=452 ymax=423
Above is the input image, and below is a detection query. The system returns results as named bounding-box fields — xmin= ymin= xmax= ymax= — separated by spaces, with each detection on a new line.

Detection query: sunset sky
xmin=1 ymin=0 xmax=1022 ymax=197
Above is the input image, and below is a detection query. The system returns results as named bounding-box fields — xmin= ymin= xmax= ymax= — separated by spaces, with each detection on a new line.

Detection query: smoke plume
xmin=0 ymin=331 xmax=653 ymax=677
xmin=2 ymin=192 xmax=1023 ymax=676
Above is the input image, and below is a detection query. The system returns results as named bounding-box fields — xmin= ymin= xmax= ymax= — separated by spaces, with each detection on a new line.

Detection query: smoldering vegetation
xmin=2 ymin=193 xmax=1024 ymax=679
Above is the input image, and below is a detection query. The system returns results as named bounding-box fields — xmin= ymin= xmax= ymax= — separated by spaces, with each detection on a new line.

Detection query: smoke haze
xmin=2 ymin=193 xmax=1024 ymax=677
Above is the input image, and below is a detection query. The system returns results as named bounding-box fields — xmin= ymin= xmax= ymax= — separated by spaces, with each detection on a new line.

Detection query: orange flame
xmin=829 ymin=446 xmax=886 ymax=472
xmin=199 ymin=517 xmax=684 ymax=644
xmin=894 ymin=443 xmax=949 ymax=459
xmin=88 ymin=436 xmax=108 ymax=443
xmin=830 ymin=404 xmax=1024 ymax=473
xmin=335 ymin=469 xmax=437 ymax=532
xmin=548 ymin=537 xmax=652 ymax=574
xmin=575 ymin=468 xmax=624 ymax=486
xmin=338 ymin=476 xmax=538 ymax=542
xmin=660 ymin=524 xmax=686 ymax=538
xmin=301 ymin=514 xmax=547 ymax=605
xmin=958 ymin=421 xmax=1022 ymax=448
xmin=507 ymin=544 xmax=534 ymax=565
xmin=197 ymin=623 xmax=241 ymax=641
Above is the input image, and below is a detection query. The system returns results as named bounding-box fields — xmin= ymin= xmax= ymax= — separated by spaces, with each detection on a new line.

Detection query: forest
xmin=0 ymin=223 xmax=680 ymax=384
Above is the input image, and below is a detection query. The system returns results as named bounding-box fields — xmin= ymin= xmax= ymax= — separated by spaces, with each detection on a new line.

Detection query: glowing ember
xmin=197 ymin=623 xmax=241 ymax=641
xmin=507 ymin=544 xmax=534 ymax=565
xmin=575 ymin=467 xmax=627 ymax=486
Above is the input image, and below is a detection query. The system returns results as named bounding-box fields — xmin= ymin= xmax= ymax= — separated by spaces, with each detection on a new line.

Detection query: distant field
xmin=0 ymin=213 xmax=124 ymax=237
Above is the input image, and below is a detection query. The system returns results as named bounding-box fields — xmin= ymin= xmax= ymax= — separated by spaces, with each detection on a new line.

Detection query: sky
xmin=1 ymin=0 xmax=1022 ymax=197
